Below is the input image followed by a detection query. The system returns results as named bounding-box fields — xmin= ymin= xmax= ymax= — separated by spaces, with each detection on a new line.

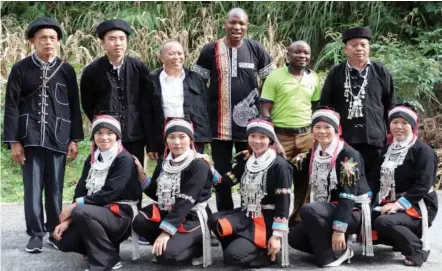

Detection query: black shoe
xmin=47 ymin=236 xmax=59 ymax=250
xmin=26 ymin=237 xmax=43 ymax=253
xmin=210 ymin=232 xmax=219 ymax=247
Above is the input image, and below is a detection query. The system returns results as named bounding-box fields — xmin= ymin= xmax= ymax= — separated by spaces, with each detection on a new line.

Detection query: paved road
xmin=2 ymin=192 xmax=441 ymax=271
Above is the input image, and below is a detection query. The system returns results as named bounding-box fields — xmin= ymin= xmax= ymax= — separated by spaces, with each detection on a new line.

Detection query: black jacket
xmin=80 ymin=55 xmax=149 ymax=143
xmin=3 ymin=55 xmax=84 ymax=153
xmin=74 ymin=150 xmax=142 ymax=216
xmin=143 ymin=68 xmax=212 ymax=153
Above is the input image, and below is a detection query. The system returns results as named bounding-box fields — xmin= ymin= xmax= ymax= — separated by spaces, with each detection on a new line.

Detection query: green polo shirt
xmin=261 ymin=66 xmax=321 ymax=128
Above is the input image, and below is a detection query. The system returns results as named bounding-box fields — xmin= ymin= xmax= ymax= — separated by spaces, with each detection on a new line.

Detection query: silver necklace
xmin=344 ymin=65 xmax=369 ymax=119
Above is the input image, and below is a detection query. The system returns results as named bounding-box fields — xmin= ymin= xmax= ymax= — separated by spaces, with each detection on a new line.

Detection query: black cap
xmin=342 ymin=27 xmax=372 ymax=43
xmin=96 ymin=19 xmax=132 ymax=40
xmin=26 ymin=17 xmax=62 ymax=40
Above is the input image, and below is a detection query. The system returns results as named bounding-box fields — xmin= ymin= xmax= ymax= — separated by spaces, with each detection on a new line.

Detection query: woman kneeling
xmin=53 ymin=115 xmax=142 ymax=270
xmin=372 ymin=104 xmax=438 ymax=267
xmin=132 ymin=118 xmax=213 ymax=267
xmin=288 ymin=108 xmax=372 ymax=267
xmin=210 ymin=118 xmax=292 ymax=268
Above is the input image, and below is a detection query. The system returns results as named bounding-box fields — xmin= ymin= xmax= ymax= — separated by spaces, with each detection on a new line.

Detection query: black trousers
xmin=211 ymin=140 xmax=248 ymax=211
xmin=373 ymin=212 xmax=429 ymax=266
xmin=221 ymin=235 xmax=271 ymax=268
xmin=132 ymin=209 xmax=203 ymax=264
xmin=22 ymin=147 xmax=66 ymax=237
xmin=352 ymin=143 xmax=383 ymax=195
xmin=57 ymin=205 xmax=131 ymax=271
xmin=122 ymin=140 xmax=145 ymax=166
xmin=288 ymin=202 xmax=361 ymax=266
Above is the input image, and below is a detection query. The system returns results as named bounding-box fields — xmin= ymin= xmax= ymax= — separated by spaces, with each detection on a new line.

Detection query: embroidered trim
xmin=272 ymin=222 xmax=289 ymax=232
xmin=215 ymin=39 xmax=232 ymax=140
xmin=340 ymin=157 xmax=359 ymax=186
xmin=176 ymin=193 xmax=196 ymax=204
xmin=238 ymin=62 xmax=255 ymax=69
xmin=159 ymin=220 xmax=178 ymax=235
xmin=332 ymin=220 xmax=348 ymax=232
xmin=141 ymin=176 xmax=152 ymax=190
xmin=275 ymin=188 xmax=291 ymax=195
xmin=231 ymin=47 xmax=238 ymax=77
xmin=76 ymin=197 xmax=85 ymax=205
xmin=258 ymin=63 xmax=277 ymax=79
xmin=193 ymin=64 xmax=210 ymax=80
xmin=226 ymin=172 xmax=237 ymax=183
xmin=397 ymin=196 xmax=412 ymax=209
xmin=339 ymin=192 xmax=356 ymax=201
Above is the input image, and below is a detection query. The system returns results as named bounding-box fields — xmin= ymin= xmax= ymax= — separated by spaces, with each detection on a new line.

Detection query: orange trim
xmin=372 ymin=230 xmax=378 ymax=241
xmin=406 ymin=207 xmax=421 ymax=219
xmin=253 ymin=216 xmax=267 ymax=248
xmin=150 ymin=204 xmax=161 ymax=222
xmin=177 ymin=224 xmax=201 ymax=233
xmin=218 ymin=218 xmax=233 ymax=236
xmin=109 ymin=204 xmax=120 ymax=216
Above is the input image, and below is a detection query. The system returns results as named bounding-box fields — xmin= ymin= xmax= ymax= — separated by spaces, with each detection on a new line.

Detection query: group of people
xmin=3 ymin=7 xmax=439 ymax=271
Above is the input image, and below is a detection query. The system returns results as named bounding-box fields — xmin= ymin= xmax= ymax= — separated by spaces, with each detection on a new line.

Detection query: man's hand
xmin=152 ymin=232 xmax=171 ymax=256
xmin=275 ymin=141 xmax=286 ymax=159
xmin=331 ymin=231 xmax=346 ymax=251
xmin=67 ymin=141 xmax=78 ymax=161
xmin=10 ymin=142 xmax=25 ymax=165
xmin=147 ymin=152 xmax=158 ymax=160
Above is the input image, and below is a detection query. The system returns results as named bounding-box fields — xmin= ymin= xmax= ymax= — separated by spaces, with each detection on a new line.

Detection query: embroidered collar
xmin=32 ymin=52 xmax=57 ymax=68
xmin=346 ymin=59 xmax=371 ymax=74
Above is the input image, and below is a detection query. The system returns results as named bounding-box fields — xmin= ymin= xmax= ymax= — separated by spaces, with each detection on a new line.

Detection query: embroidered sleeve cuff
xmin=76 ymin=197 xmax=85 ymax=205
xmin=211 ymin=168 xmax=222 ymax=184
xmin=397 ymin=196 xmax=412 ymax=209
xmin=339 ymin=192 xmax=356 ymax=201
xmin=159 ymin=221 xmax=178 ymax=236
xmin=141 ymin=176 xmax=152 ymax=190
xmin=272 ymin=217 xmax=288 ymax=232
xmin=332 ymin=220 xmax=348 ymax=233
xmin=395 ymin=201 xmax=405 ymax=210
xmin=226 ymin=172 xmax=238 ymax=184
xmin=272 ymin=231 xmax=284 ymax=238
xmin=275 ymin=188 xmax=291 ymax=195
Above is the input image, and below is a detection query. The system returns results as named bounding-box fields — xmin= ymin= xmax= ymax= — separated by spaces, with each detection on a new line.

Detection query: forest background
xmin=1 ymin=1 xmax=442 ymax=202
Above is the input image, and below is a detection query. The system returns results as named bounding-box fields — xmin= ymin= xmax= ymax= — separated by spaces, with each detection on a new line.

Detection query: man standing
xmin=193 ymin=8 xmax=276 ymax=211
xmin=260 ymin=41 xmax=321 ymax=225
xmin=81 ymin=19 xmax=149 ymax=164
xmin=144 ymin=40 xmax=211 ymax=171
xmin=3 ymin=17 xmax=84 ymax=252
xmin=320 ymin=27 xmax=396 ymax=195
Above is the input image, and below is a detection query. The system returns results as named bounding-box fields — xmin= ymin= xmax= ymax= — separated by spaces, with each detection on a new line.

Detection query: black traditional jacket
xmin=3 ymin=54 xmax=84 ymax=153
xmin=141 ymin=159 xmax=213 ymax=235
xmin=80 ymin=55 xmax=149 ymax=143
xmin=74 ymin=150 xmax=142 ymax=216
xmin=320 ymin=61 xmax=396 ymax=148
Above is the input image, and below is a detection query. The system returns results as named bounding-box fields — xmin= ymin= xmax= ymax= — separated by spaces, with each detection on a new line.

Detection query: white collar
xmin=165 ymin=149 xmax=193 ymax=162
xmin=33 ymin=52 xmax=57 ymax=65
xmin=316 ymin=136 xmax=339 ymax=156
xmin=93 ymin=142 xmax=120 ymax=170
xmin=160 ymin=68 xmax=185 ymax=81
xmin=392 ymin=135 xmax=414 ymax=148
xmin=109 ymin=57 xmax=125 ymax=70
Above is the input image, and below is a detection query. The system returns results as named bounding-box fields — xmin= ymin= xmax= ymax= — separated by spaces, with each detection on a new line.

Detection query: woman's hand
xmin=380 ymin=202 xmax=401 ymax=215
xmin=331 ymin=231 xmax=346 ymax=251
xmin=59 ymin=203 xmax=77 ymax=223
xmin=152 ymin=232 xmax=171 ymax=256
xmin=267 ymin=235 xmax=281 ymax=261
xmin=53 ymin=220 xmax=71 ymax=241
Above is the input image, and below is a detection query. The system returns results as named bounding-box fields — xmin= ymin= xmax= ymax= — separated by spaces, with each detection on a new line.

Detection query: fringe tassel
xmin=281 ymin=232 xmax=290 ymax=267
xmin=418 ymin=200 xmax=429 ymax=251
xmin=356 ymin=194 xmax=374 ymax=256
xmin=194 ymin=202 xmax=212 ymax=267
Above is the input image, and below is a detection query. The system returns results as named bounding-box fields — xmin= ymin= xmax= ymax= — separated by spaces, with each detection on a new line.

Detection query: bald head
xmin=287 ymin=41 xmax=311 ymax=53
xmin=287 ymin=40 xmax=311 ymax=69
xmin=226 ymin=8 xmax=248 ymax=22
xmin=159 ymin=40 xmax=183 ymax=55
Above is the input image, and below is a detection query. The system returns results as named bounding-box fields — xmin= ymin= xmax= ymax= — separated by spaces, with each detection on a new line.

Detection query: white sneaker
xmin=323 ymin=247 xmax=354 ymax=267
xmin=85 ymin=261 xmax=122 ymax=271
xmin=191 ymin=256 xmax=203 ymax=266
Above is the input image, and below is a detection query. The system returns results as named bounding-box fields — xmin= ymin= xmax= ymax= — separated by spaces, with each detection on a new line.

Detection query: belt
xmin=191 ymin=201 xmax=212 ymax=267
xmin=275 ymin=125 xmax=311 ymax=136
xmin=115 ymin=200 xmax=140 ymax=260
